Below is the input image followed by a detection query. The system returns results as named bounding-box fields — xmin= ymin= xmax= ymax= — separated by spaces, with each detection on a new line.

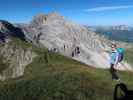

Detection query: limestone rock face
xmin=20 ymin=12 xmax=132 ymax=71
xmin=0 ymin=42 xmax=36 ymax=81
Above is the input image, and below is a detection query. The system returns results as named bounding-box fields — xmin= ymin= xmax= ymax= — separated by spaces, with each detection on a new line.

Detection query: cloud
xmin=85 ymin=5 xmax=133 ymax=12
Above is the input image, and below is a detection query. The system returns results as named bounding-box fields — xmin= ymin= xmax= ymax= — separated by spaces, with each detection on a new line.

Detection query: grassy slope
xmin=0 ymin=38 xmax=133 ymax=100
xmin=124 ymin=48 xmax=133 ymax=65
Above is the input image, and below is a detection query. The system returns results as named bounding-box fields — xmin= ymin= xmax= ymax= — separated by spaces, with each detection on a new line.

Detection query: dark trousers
xmin=110 ymin=64 xmax=119 ymax=80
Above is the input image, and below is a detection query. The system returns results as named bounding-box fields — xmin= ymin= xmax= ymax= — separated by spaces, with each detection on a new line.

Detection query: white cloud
xmin=85 ymin=5 xmax=133 ymax=12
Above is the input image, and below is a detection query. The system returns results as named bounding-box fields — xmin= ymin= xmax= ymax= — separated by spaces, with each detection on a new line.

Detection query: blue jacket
xmin=110 ymin=50 xmax=119 ymax=64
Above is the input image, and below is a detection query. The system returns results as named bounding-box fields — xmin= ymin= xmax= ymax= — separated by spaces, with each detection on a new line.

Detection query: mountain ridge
xmin=18 ymin=12 xmax=133 ymax=71
xmin=0 ymin=12 xmax=133 ymax=79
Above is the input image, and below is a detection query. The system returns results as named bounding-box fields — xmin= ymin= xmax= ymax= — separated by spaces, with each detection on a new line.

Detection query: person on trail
xmin=72 ymin=51 xmax=74 ymax=57
xmin=64 ymin=44 xmax=66 ymax=51
xmin=110 ymin=44 xmax=120 ymax=81
xmin=75 ymin=46 xmax=80 ymax=55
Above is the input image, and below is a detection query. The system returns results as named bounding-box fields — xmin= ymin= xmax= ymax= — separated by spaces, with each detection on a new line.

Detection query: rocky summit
xmin=19 ymin=12 xmax=132 ymax=71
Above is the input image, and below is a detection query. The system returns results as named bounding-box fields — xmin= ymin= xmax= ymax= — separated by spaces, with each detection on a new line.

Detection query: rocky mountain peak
xmin=47 ymin=12 xmax=64 ymax=19
xmin=19 ymin=12 xmax=133 ymax=71
xmin=31 ymin=12 xmax=64 ymax=26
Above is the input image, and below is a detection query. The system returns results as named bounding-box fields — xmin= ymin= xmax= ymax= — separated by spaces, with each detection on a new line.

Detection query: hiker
xmin=110 ymin=43 xmax=124 ymax=81
xmin=53 ymin=48 xmax=58 ymax=52
xmin=64 ymin=44 xmax=66 ymax=51
xmin=71 ymin=46 xmax=80 ymax=57
xmin=75 ymin=46 xmax=80 ymax=55
xmin=72 ymin=51 xmax=74 ymax=57
xmin=74 ymin=46 xmax=80 ymax=56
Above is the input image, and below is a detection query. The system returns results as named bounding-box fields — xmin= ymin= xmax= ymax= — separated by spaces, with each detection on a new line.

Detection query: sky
xmin=0 ymin=0 xmax=133 ymax=26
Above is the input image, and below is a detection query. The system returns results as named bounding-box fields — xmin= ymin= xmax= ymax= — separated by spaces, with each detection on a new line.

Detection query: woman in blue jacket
xmin=110 ymin=44 xmax=120 ymax=81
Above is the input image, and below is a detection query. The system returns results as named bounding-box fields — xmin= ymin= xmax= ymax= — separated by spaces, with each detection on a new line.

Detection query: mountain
xmin=88 ymin=25 xmax=133 ymax=42
xmin=112 ymin=25 xmax=132 ymax=31
xmin=0 ymin=12 xmax=132 ymax=81
xmin=0 ymin=13 xmax=133 ymax=100
xmin=0 ymin=12 xmax=133 ymax=81
xmin=0 ymin=20 xmax=25 ymax=41
xmin=19 ymin=13 xmax=132 ymax=71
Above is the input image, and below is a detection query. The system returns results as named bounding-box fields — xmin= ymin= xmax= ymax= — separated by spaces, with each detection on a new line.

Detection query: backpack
xmin=117 ymin=48 xmax=125 ymax=62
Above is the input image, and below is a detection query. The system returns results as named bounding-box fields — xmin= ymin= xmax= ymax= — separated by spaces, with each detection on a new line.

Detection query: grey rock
xmin=0 ymin=41 xmax=36 ymax=81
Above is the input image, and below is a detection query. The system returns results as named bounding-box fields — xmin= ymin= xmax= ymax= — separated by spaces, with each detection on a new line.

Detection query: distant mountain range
xmin=111 ymin=25 xmax=132 ymax=31
xmin=87 ymin=25 xmax=133 ymax=42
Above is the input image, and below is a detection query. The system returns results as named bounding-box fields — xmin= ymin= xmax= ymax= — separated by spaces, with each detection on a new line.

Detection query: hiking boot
xmin=112 ymin=78 xmax=121 ymax=82
xmin=116 ymin=78 xmax=121 ymax=82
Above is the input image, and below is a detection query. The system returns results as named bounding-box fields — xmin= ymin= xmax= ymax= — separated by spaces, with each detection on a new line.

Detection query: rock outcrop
xmin=0 ymin=41 xmax=36 ymax=81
